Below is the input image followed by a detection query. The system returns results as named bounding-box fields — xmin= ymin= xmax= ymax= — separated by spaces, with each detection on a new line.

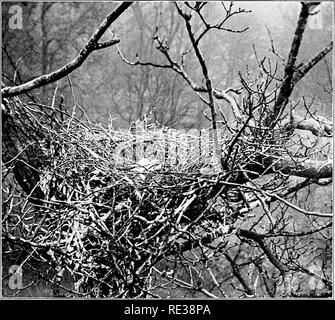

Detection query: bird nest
xmin=9 ymin=116 xmax=239 ymax=297
xmin=2 ymin=100 xmax=279 ymax=297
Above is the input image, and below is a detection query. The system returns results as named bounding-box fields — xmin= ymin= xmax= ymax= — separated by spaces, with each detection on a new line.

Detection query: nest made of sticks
xmin=2 ymin=98 xmax=293 ymax=297
xmin=24 ymin=115 xmax=239 ymax=296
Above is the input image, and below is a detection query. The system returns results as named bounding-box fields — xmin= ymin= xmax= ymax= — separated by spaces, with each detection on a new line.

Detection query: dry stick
xmin=323 ymin=56 xmax=333 ymax=91
xmin=265 ymin=25 xmax=286 ymax=63
xmin=152 ymin=266 xmax=219 ymax=298
xmin=207 ymin=266 xmax=228 ymax=297
xmin=67 ymin=76 xmax=78 ymax=132
xmin=174 ymin=3 xmax=221 ymax=166
xmin=50 ymin=83 xmax=58 ymax=111
xmin=2 ymin=2 xmax=133 ymax=98
xmin=13 ymin=50 xmax=40 ymax=84
xmin=117 ymin=39 xmax=243 ymax=121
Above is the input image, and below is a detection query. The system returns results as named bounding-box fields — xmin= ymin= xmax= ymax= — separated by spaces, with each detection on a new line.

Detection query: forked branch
xmin=2 ymin=2 xmax=133 ymax=98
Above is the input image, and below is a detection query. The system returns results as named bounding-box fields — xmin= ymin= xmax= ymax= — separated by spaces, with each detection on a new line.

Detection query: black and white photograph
xmin=1 ymin=0 xmax=333 ymax=302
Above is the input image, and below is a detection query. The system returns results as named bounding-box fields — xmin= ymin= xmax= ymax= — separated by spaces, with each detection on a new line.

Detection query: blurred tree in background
xmin=3 ymin=1 xmax=332 ymax=126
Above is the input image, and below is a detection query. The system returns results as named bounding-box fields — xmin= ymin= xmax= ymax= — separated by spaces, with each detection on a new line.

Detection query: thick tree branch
xmin=238 ymin=155 xmax=333 ymax=181
xmin=283 ymin=111 xmax=333 ymax=137
xmin=236 ymin=229 xmax=287 ymax=277
xmin=269 ymin=157 xmax=332 ymax=180
xmin=272 ymin=2 xmax=324 ymax=122
xmin=224 ymin=252 xmax=255 ymax=296
xmin=1 ymin=2 xmax=133 ymax=98
xmin=292 ymin=41 xmax=333 ymax=84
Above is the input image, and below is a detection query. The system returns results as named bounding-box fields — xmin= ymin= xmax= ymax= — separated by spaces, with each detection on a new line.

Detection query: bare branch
xmin=287 ymin=111 xmax=333 ymax=137
xmin=1 ymin=2 xmax=133 ymax=98
xmin=270 ymin=157 xmax=332 ymax=180
xmin=271 ymin=2 xmax=329 ymax=122
xmin=292 ymin=41 xmax=333 ymax=84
